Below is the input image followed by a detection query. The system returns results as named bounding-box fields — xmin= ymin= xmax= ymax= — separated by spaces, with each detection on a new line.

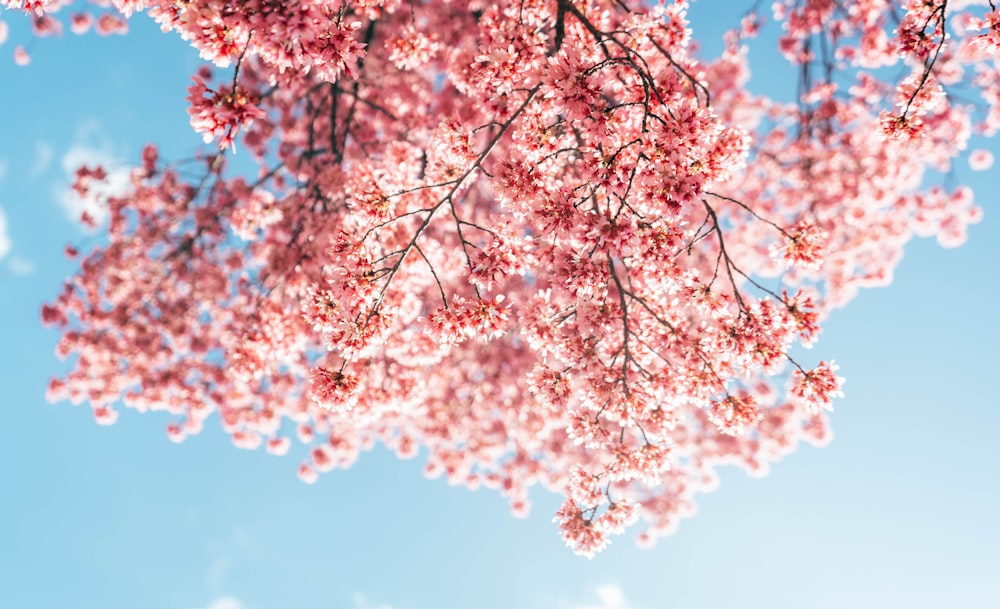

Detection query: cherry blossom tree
xmin=4 ymin=0 xmax=996 ymax=556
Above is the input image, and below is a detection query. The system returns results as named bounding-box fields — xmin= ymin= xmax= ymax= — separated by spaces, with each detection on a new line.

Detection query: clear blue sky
xmin=1 ymin=5 xmax=998 ymax=609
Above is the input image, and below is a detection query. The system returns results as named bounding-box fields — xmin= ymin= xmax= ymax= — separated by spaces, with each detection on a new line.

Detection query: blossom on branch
xmin=7 ymin=0 xmax=992 ymax=555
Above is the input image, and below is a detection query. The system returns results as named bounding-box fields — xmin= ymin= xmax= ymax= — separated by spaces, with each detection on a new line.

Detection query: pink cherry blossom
xmin=69 ymin=12 xmax=90 ymax=34
xmin=4 ymin=0 xmax=994 ymax=556
xmin=13 ymin=44 xmax=28 ymax=65
xmin=969 ymin=148 xmax=994 ymax=170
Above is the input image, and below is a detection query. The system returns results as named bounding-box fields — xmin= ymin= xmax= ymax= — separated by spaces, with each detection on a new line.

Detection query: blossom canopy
xmin=4 ymin=0 xmax=995 ymax=555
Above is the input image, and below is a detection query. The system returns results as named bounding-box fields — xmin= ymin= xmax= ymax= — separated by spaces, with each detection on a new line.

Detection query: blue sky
xmin=1 ymin=5 xmax=998 ymax=609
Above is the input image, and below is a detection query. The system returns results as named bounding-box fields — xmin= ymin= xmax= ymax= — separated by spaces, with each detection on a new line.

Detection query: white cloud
xmin=567 ymin=583 xmax=639 ymax=609
xmin=0 ymin=159 xmax=7 ymax=181
xmin=0 ymin=207 xmax=11 ymax=262
xmin=353 ymin=592 xmax=395 ymax=609
xmin=593 ymin=584 xmax=626 ymax=609
xmin=56 ymin=122 xmax=133 ymax=227
xmin=7 ymin=255 xmax=35 ymax=276
xmin=950 ymin=0 xmax=992 ymax=8
xmin=204 ymin=597 xmax=245 ymax=609
xmin=31 ymin=141 xmax=54 ymax=177
xmin=205 ymin=555 xmax=232 ymax=593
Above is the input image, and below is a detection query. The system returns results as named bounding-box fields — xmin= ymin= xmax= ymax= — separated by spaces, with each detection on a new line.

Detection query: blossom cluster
xmin=9 ymin=0 xmax=993 ymax=555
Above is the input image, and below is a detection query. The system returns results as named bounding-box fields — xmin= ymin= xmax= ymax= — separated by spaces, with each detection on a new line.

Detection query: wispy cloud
xmin=204 ymin=597 xmax=245 ymax=609
xmin=57 ymin=120 xmax=133 ymax=228
xmin=0 ymin=159 xmax=8 ymax=182
xmin=353 ymin=592 xmax=395 ymax=609
xmin=0 ymin=206 xmax=11 ymax=262
xmin=567 ymin=583 xmax=639 ymax=609
xmin=7 ymin=255 xmax=35 ymax=276
xmin=196 ymin=590 xmax=393 ymax=609
xmin=31 ymin=141 xmax=54 ymax=177
xmin=205 ymin=555 xmax=232 ymax=594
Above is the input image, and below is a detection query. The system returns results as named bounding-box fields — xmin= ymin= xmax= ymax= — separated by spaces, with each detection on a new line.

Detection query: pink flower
xmin=166 ymin=422 xmax=185 ymax=443
xmin=595 ymin=499 xmax=639 ymax=535
xmin=387 ymin=25 xmax=439 ymax=70
xmin=709 ymin=394 xmax=761 ymax=436
xmin=554 ymin=499 xmax=609 ymax=558
xmin=31 ymin=15 xmax=61 ymax=37
xmin=791 ymin=361 xmax=845 ymax=412
xmin=95 ymin=14 xmax=128 ymax=36
xmin=309 ymin=367 xmax=360 ymax=413
xmin=878 ymin=110 xmax=924 ymax=142
xmin=186 ymin=77 xmax=265 ymax=150
xmin=969 ymin=149 xmax=994 ymax=171
xmin=297 ymin=463 xmax=319 ymax=484
xmin=266 ymin=436 xmax=291 ymax=456
xmin=13 ymin=45 xmax=30 ymax=66
xmin=773 ymin=221 xmax=826 ymax=270
xmin=70 ymin=13 xmax=92 ymax=35
xmin=92 ymin=406 xmax=119 ymax=426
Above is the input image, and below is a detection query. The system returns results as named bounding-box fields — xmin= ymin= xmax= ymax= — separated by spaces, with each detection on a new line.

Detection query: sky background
xmin=1 ymin=3 xmax=998 ymax=609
